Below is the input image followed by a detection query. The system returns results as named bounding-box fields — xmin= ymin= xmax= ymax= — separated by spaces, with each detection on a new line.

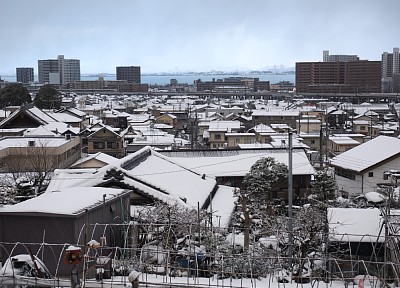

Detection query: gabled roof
xmin=161 ymin=148 xmax=315 ymax=177
xmin=24 ymin=125 xmax=57 ymax=136
xmin=87 ymin=125 xmax=121 ymax=138
xmin=0 ymin=106 xmax=50 ymax=128
xmin=70 ymin=152 xmax=118 ymax=168
xmin=46 ymin=146 xmax=225 ymax=210
xmin=330 ymin=135 xmax=400 ymax=172
xmin=46 ymin=111 xmax=83 ymax=123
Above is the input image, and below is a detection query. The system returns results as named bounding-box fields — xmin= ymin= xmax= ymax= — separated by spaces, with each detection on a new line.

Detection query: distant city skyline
xmin=1 ymin=0 xmax=399 ymax=75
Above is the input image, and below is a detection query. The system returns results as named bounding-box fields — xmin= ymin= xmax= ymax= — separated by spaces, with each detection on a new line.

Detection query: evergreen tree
xmin=0 ymin=83 xmax=32 ymax=107
xmin=242 ymin=157 xmax=288 ymax=211
xmin=34 ymin=85 xmax=61 ymax=109
xmin=311 ymin=169 xmax=337 ymax=202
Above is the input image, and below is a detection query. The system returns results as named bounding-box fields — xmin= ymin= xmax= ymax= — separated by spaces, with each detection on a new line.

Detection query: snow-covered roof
xmin=208 ymin=121 xmax=242 ymax=132
xmin=46 ymin=111 xmax=82 ymax=123
xmin=23 ymin=126 xmax=57 ymax=136
xmin=0 ymin=137 xmax=71 ymax=149
xmin=70 ymin=152 xmax=118 ymax=168
xmin=328 ymin=136 xmax=360 ymax=145
xmin=0 ymin=187 xmax=129 ymax=216
xmin=249 ymin=124 xmax=276 ymax=134
xmin=330 ymin=136 xmax=400 ymax=172
xmin=211 ymin=185 xmax=237 ymax=228
xmin=46 ymin=147 xmax=228 ymax=211
xmin=163 ymin=149 xmax=315 ymax=177
xmin=328 ymin=208 xmax=384 ymax=243
xmin=251 ymin=110 xmax=300 ymax=117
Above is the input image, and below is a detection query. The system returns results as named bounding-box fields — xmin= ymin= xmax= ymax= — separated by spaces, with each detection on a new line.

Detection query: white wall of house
xmin=335 ymin=157 xmax=400 ymax=197
xmin=335 ymin=175 xmax=363 ymax=197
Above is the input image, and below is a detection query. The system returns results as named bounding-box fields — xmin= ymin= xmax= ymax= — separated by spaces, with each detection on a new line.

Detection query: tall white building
xmin=38 ymin=55 xmax=80 ymax=87
xmin=393 ymin=48 xmax=400 ymax=74
xmin=381 ymin=47 xmax=400 ymax=93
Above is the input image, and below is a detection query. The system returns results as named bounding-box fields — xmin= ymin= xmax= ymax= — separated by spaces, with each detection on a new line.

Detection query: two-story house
xmin=81 ymin=124 xmax=125 ymax=158
xmin=208 ymin=121 xmax=244 ymax=149
xmin=330 ymin=135 xmax=400 ymax=197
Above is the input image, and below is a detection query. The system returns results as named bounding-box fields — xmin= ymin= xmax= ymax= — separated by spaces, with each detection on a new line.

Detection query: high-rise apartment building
xmin=38 ymin=55 xmax=80 ymax=86
xmin=381 ymin=47 xmax=400 ymax=92
xmin=296 ymin=60 xmax=381 ymax=94
xmin=16 ymin=67 xmax=34 ymax=83
xmin=116 ymin=66 xmax=141 ymax=84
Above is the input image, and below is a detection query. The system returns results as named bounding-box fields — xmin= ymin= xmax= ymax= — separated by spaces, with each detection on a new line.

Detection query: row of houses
xmin=1 ymin=93 xmax=400 ymax=277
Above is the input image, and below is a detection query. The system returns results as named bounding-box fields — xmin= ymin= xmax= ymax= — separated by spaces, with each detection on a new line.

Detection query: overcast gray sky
xmin=1 ymin=0 xmax=399 ymax=74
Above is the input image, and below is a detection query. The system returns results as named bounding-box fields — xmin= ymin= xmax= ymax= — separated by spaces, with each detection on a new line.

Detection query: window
xmin=360 ymin=126 xmax=366 ymax=131
xmin=336 ymin=168 xmax=356 ymax=180
xmin=368 ymin=172 xmax=374 ymax=177
xmin=383 ymin=172 xmax=389 ymax=180
xmin=215 ymin=134 xmax=222 ymax=140
xmin=235 ymin=138 xmax=241 ymax=144
xmin=93 ymin=142 xmax=104 ymax=149
xmin=310 ymin=140 xmax=315 ymax=144
xmin=107 ymin=142 xmax=117 ymax=149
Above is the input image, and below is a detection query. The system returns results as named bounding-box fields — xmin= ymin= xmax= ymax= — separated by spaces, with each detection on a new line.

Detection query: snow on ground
xmin=104 ymin=274 xmax=372 ymax=288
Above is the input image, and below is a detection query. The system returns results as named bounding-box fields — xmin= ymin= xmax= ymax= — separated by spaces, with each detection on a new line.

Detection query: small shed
xmin=0 ymin=187 xmax=130 ymax=276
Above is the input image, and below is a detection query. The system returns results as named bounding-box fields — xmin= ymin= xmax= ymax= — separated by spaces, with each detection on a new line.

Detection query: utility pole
xmin=288 ymin=131 xmax=293 ymax=269
xmin=319 ymin=124 xmax=323 ymax=169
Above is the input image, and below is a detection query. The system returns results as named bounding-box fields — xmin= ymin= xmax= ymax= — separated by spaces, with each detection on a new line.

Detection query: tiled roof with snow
xmin=46 ymin=147 xmax=219 ymax=210
xmin=164 ymin=149 xmax=315 ymax=177
xmin=46 ymin=111 xmax=82 ymax=123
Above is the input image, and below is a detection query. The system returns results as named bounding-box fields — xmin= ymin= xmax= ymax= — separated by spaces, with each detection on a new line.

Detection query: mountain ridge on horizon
xmin=1 ymin=69 xmax=295 ymax=78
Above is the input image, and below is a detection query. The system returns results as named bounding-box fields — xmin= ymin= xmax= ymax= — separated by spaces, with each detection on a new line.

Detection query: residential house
xmin=69 ymin=152 xmax=118 ymax=169
xmin=124 ymin=126 xmax=189 ymax=153
xmin=150 ymin=106 xmax=188 ymax=130
xmin=326 ymin=109 xmax=347 ymax=130
xmin=0 ymin=187 xmax=130 ymax=276
xmin=251 ymin=110 xmax=300 ymax=129
xmin=45 ymin=145 xmax=236 ymax=229
xmin=0 ymin=136 xmax=81 ymax=173
xmin=46 ymin=110 xmax=84 ymax=129
xmin=298 ymin=133 xmax=321 ymax=151
xmin=155 ymin=113 xmax=178 ymax=130
xmin=330 ymin=135 xmax=400 ymax=197
xmin=58 ymin=107 xmax=90 ymax=128
xmin=225 ymin=132 xmax=256 ymax=148
xmin=351 ymin=119 xmax=371 ymax=135
xmin=208 ymin=121 xmax=244 ymax=149
xmin=296 ymin=117 xmax=321 ymax=134
xmin=85 ymin=125 xmax=125 ymax=158
xmin=0 ymin=105 xmax=54 ymax=129
xmin=327 ymin=136 xmax=361 ymax=156
xmin=160 ymin=147 xmax=315 ymax=203
xmin=248 ymin=123 xmax=277 ymax=144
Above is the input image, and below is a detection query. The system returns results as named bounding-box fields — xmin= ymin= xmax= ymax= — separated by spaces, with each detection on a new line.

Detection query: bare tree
xmin=0 ymin=139 xmax=60 ymax=199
